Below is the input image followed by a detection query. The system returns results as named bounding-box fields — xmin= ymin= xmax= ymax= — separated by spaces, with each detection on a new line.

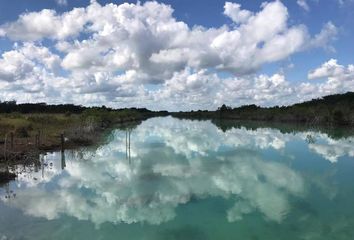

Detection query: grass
xmin=0 ymin=113 xmax=81 ymax=141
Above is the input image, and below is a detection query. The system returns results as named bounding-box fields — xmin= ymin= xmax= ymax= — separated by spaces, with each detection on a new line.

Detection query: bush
xmin=333 ymin=110 xmax=346 ymax=125
xmin=14 ymin=127 xmax=29 ymax=137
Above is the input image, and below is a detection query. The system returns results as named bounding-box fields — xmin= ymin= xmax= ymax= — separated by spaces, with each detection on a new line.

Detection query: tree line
xmin=174 ymin=92 xmax=354 ymax=126
xmin=0 ymin=101 xmax=154 ymax=115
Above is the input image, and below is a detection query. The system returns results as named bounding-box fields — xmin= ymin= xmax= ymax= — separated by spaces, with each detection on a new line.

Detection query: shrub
xmin=14 ymin=127 xmax=29 ymax=137
xmin=333 ymin=110 xmax=345 ymax=125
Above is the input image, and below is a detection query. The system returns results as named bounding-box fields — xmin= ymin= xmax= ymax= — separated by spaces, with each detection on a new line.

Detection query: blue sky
xmin=0 ymin=0 xmax=353 ymax=110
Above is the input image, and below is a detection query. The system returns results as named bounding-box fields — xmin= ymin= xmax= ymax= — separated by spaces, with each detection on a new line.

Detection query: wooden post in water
xmin=61 ymin=133 xmax=65 ymax=153
xmin=10 ymin=132 xmax=14 ymax=149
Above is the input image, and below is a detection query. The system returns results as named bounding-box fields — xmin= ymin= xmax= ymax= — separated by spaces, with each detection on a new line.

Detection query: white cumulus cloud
xmin=0 ymin=1 xmax=344 ymax=110
xmin=297 ymin=0 xmax=310 ymax=11
xmin=56 ymin=0 xmax=68 ymax=6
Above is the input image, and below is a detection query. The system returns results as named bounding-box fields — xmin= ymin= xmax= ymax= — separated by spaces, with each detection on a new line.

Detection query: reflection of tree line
xmin=210 ymin=119 xmax=354 ymax=139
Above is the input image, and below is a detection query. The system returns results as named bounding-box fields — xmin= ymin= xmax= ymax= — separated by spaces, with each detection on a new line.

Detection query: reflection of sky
xmin=1 ymin=117 xmax=354 ymax=226
xmin=306 ymin=135 xmax=354 ymax=163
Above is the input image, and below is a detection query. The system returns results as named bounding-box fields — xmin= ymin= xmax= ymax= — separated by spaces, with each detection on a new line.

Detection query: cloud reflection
xmin=1 ymin=117 xmax=352 ymax=226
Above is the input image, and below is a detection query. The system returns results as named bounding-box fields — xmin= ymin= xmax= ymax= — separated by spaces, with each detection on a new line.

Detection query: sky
xmin=0 ymin=0 xmax=353 ymax=111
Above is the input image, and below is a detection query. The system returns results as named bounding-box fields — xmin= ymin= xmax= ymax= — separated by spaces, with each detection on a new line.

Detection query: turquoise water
xmin=1 ymin=117 xmax=354 ymax=240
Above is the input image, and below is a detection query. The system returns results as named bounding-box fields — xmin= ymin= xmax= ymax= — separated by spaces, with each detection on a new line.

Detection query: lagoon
xmin=1 ymin=117 xmax=354 ymax=240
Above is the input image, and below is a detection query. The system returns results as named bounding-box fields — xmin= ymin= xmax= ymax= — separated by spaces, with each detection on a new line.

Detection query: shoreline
xmin=2 ymin=113 xmax=353 ymax=165
xmin=0 ymin=116 xmax=150 ymax=183
xmin=0 ymin=116 xmax=146 ymax=161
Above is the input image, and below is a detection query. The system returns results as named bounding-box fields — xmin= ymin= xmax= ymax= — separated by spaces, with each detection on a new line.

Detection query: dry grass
xmin=0 ymin=113 xmax=81 ymax=142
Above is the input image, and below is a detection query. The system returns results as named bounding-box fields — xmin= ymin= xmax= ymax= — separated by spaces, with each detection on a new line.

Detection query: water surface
xmin=1 ymin=117 xmax=354 ymax=240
